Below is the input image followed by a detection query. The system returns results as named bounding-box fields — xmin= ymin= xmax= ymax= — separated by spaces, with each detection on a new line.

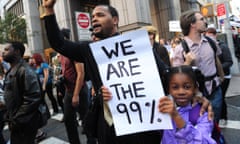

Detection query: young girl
xmin=101 ymin=65 xmax=214 ymax=144
xmin=159 ymin=65 xmax=216 ymax=144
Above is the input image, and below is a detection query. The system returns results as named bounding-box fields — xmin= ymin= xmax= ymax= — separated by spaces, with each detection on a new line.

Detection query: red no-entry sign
xmin=77 ymin=13 xmax=90 ymax=29
xmin=217 ymin=3 xmax=226 ymax=19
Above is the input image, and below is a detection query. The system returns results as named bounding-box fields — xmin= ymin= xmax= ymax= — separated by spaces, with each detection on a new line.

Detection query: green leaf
xmin=0 ymin=12 xmax=27 ymax=43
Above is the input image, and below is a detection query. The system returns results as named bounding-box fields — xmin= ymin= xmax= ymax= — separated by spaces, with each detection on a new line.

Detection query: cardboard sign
xmin=90 ymin=30 xmax=172 ymax=136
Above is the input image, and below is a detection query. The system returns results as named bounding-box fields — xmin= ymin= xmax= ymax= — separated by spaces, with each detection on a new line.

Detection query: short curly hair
xmin=9 ymin=41 xmax=25 ymax=57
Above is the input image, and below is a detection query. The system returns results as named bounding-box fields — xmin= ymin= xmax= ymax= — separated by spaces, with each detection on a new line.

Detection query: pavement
xmin=2 ymin=75 xmax=240 ymax=144
xmin=218 ymin=74 xmax=240 ymax=144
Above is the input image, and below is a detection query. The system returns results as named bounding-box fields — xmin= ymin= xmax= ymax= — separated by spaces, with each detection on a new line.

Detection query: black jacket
xmin=4 ymin=59 xmax=42 ymax=125
xmin=218 ymin=41 xmax=233 ymax=76
xmin=153 ymin=42 xmax=171 ymax=67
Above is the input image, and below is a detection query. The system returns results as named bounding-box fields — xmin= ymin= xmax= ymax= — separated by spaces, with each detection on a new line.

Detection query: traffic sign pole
xmin=217 ymin=1 xmax=240 ymax=74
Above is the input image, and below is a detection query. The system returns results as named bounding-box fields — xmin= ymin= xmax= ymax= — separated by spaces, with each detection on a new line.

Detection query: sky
xmin=230 ymin=0 xmax=240 ymax=18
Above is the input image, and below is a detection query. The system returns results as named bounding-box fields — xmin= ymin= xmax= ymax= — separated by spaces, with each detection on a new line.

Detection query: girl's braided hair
xmin=163 ymin=65 xmax=207 ymax=96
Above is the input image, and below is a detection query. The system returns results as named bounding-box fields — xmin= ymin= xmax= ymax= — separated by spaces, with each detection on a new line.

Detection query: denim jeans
xmin=207 ymin=86 xmax=222 ymax=123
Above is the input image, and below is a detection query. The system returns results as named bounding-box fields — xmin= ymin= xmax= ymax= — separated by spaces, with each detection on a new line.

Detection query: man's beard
xmin=3 ymin=56 xmax=16 ymax=63
xmin=94 ymin=32 xmax=108 ymax=39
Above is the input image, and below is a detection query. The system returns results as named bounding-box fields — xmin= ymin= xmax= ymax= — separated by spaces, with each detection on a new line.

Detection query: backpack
xmin=189 ymin=104 xmax=226 ymax=144
xmin=181 ymin=36 xmax=225 ymax=96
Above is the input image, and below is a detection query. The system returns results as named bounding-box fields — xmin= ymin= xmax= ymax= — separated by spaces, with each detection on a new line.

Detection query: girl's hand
xmin=101 ymin=86 xmax=112 ymax=101
xmin=158 ymin=96 xmax=177 ymax=117
xmin=159 ymin=96 xmax=186 ymax=129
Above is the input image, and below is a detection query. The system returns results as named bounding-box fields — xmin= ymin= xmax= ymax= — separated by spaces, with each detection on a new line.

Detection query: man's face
xmin=148 ymin=32 xmax=154 ymax=40
xmin=194 ymin=13 xmax=208 ymax=33
xmin=91 ymin=6 xmax=118 ymax=38
xmin=2 ymin=44 xmax=16 ymax=63
xmin=29 ymin=57 xmax=35 ymax=65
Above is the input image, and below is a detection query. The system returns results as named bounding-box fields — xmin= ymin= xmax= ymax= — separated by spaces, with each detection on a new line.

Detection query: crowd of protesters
xmin=0 ymin=0 xmax=239 ymax=143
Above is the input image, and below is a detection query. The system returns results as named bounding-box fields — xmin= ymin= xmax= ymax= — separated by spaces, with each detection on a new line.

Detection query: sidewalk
xmin=226 ymin=74 xmax=240 ymax=97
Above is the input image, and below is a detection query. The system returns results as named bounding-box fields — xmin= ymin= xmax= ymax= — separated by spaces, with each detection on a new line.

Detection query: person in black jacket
xmin=42 ymin=0 xmax=213 ymax=143
xmin=141 ymin=25 xmax=171 ymax=67
xmin=206 ymin=27 xmax=233 ymax=125
xmin=218 ymin=41 xmax=233 ymax=124
xmin=2 ymin=41 xmax=42 ymax=144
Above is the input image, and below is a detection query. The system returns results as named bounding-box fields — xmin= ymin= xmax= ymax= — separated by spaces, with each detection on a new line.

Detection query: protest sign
xmin=90 ymin=30 xmax=172 ymax=136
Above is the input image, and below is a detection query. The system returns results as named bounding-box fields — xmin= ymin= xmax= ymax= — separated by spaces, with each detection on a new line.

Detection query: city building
xmin=0 ymin=0 xmax=231 ymax=61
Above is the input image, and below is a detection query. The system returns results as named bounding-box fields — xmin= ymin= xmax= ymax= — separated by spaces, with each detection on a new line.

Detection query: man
xmin=42 ymin=1 xmax=213 ymax=143
xmin=205 ymin=27 xmax=233 ymax=125
xmin=2 ymin=41 xmax=42 ymax=144
xmin=171 ymin=10 xmax=222 ymax=123
xmin=142 ymin=25 xmax=171 ymax=67
xmin=60 ymin=28 xmax=96 ymax=144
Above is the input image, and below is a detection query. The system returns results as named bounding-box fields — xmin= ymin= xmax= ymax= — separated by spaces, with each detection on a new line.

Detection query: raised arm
xmin=42 ymin=0 xmax=89 ymax=62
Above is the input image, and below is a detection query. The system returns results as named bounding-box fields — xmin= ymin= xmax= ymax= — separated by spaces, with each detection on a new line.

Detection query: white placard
xmin=169 ymin=21 xmax=182 ymax=32
xmin=90 ymin=30 xmax=173 ymax=136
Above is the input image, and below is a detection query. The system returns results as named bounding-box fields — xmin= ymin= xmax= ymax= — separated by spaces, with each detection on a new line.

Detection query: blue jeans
xmin=207 ymin=86 xmax=222 ymax=123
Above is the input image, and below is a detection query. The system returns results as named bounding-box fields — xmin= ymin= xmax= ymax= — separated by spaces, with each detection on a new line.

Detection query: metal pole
xmin=223 ymin=1 xmax=240 ymax=74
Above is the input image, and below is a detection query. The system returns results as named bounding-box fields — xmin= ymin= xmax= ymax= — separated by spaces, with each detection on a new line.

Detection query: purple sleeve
xmin=174 ymin=112 xmax=216 ymax=144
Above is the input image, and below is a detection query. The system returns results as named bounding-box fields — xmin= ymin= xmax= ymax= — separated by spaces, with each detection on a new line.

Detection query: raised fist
xmin=42 ymin=0 xmax=56 ymax=8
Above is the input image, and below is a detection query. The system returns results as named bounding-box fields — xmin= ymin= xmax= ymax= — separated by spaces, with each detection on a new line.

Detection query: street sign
xmin=77 ymin=13 xmax=90 ymax=29
xmin=217 ymin=3 xmax=227 ymax=19
xmin=75 ymin=12 xmax=91 ymax=41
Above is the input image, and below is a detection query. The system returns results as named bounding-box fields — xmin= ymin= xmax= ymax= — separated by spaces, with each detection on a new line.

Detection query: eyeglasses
xmin=197 ymin=17 xmax=205 ymax=21
xmin=148 ymin=32 xmax=154 ymax=35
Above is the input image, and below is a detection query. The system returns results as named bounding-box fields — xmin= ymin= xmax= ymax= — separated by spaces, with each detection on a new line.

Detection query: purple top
xmin=161 ymin=103 xmax=216 ymax=144
xmin=171 ymin=36 xmax=221 ymax=93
